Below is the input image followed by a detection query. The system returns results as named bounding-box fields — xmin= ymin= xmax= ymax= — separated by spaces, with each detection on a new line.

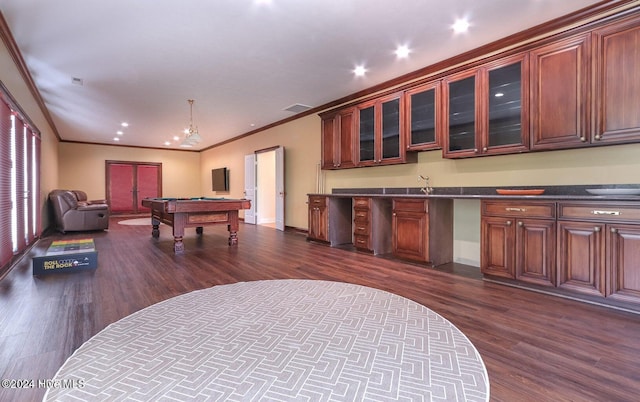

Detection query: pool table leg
xmin=196 ymin=226 xmax=203 ymax=235
xmin=151 ymin=217 xmax=160 ymax=238
xmin=173 ymin=236 xmax=185 ymax=254
xmin=228 ymin=226 xmax=238 ymax=245
xmin=228 ymin=211 xmax=240 ymax=245
xmin=173 ymin=214 xmax=186 ymax=254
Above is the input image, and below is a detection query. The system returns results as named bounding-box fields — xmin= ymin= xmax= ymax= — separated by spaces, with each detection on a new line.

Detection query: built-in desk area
xmin=308 ymin=185 xmax=640 ymax=313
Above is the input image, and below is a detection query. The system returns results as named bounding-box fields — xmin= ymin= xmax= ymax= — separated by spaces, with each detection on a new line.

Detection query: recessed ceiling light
xmin=113 ymin=137 xmax=120 ymax=141
xmin=116 ymin=130 xmax=123 ymax=135
xmin=353 ymin=65 xmax=367 ymax=77
xmin=173 ymin=136 xmax=180 ymax=141
xmin=164 ymin=141 xmax=171 ymax=146
xmin=121 ymin=122 xmax=129 ymax=127
xmin=452 ymin=18 xmax=470 ymax=33
xmin=395 ymin=45 xmax=411 ymax=59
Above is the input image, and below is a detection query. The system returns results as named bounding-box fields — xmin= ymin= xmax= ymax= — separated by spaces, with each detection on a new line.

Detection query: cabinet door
xmin=393 ymin=211 xmax=428 ymax=262
xmin=608 ymin=224 xmax=640 ymax=303
xmin=484 ymin=56 xmax=529 ymax=155
xmin=594 ymin=17 xmax=640 ymax=144
xmin=406 ymin=81 xmax=441 ymax=151
xmin=444 ymin=69 xmax=480 ymax=157
xmin=557 ymin=221 xmax=605 ymax=296
xmin=321 ymin=109 xmax=356 ymax=170
xmin=308 ymin=197 xmax=328 ymax=242
xmin=481 ymin=216 xmax=515 ymax=278
xmin=380 ymin=95 xmax=402 ymax=163
xmin=515 ymin=219 xmax=555 ymax=286
xmin=321 ymin=115 xmax=337 ymax=169
xmin=357 ymin=101 xmax=376 ymax=164
xmin=337 ymin=108 xmax=356 ymax=168
xmin=530 ymin=33 xmax=591 ymax=150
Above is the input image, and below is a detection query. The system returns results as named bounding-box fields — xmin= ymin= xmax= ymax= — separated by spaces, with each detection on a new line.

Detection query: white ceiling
xmin=0 ymin=0 xmax=603 ymax=150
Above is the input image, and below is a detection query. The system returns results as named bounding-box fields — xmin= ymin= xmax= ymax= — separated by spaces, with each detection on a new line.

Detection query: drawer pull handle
xmin=591 ymin=210 xmax=620 ymax=216
xmin=611 ymin=228 xmax=618 ymax=233
xmin=594 ymin=227 xmax=601 ymax=232
xmin=506 ymin=220 xmax=512 ymax=226
xmin=357 ymin=227 xmax=365 ymax=231
xmin=518 ymin=221 xmax=524 ymax=227
xmin=505 ymin=207 xmax=527 ymax=212
xmin=357 ymin=239 xmax=365 ymax=244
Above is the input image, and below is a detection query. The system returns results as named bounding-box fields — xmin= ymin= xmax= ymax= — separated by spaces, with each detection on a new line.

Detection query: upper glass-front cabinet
xmin=488 ymin=61 xmax=525 ymax=148
xmin=405 ymin=81 xmax=441 ymax=150
xmin=358 ymin=105 xmax=376 ymax=162
xmin=446 ymin=72 xmax=478 ymax=155
xmin=356 ymin=93 xmax=405 ymax=166
xmin=444 ymin=54 xmax=529 ymax=158
xmin=381 ymin=97 xmax=401 ymax=160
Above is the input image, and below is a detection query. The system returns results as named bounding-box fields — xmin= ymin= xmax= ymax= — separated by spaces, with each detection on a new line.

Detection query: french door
xmin=106 ymin=161 xmax=161 ymax=214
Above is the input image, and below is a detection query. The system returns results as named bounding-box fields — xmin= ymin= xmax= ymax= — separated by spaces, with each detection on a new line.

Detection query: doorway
xmin=106 ymin=161 xmax=162 ymax=214
xmin=244 ymin=146 xmax=284 ymax=230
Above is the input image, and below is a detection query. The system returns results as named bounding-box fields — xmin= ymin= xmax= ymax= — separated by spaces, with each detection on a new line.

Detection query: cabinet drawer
xmin=354 ymin=234 xmax=371 ymax=249
xmin=354 ymin=222 xmax=370 ymax=235
xmin=309 ymin=196 xmax=327 ymax=207
xmin=354 ymin=209 xmax=369 ymax=220
xmin=353 ymin=197 xmax=371 ymax=209
xmin=393 ymin=198 xmax=428 ymax=213
xmin=558 ymin=202 xmax=640 ymax=223
xmin=482 ymin=201 xmax=555 ymax=219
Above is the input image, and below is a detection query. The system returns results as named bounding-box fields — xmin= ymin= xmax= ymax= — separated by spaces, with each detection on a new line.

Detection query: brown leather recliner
xmin=71 ymin=190 xmax=107 ymax=206
xmin=49 ymin=190 xmax=109 ymax=233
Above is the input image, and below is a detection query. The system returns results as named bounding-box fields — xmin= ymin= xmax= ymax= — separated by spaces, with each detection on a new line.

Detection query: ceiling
xmin=0 ymin=0 xmax=604 ymax=150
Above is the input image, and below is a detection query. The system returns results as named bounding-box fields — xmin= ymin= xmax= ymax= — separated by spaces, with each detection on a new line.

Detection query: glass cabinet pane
xmin=488 ymin=62 xmax=522 ymax=147
xmin=359 ymin=106 xmax=375 ymax=162
xmin=381 ymin=98 xmax=400 ymax=159
xmin=410 ymin=89 xmax=436 ymax=145
xmin=448 ymin=76 xmax=476 ymax=152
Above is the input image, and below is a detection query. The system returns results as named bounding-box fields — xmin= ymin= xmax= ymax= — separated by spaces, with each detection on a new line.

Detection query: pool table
xmin=141 ymin=197 xmax=251 ymax=254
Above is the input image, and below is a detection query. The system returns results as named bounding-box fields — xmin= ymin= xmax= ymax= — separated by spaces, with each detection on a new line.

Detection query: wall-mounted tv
xmin=212 ymin=167 xmax=229 ymax=192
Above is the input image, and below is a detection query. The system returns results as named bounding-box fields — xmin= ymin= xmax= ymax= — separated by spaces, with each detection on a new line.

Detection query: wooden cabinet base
xmin=392 ymin=198 xmax=453 ymax=266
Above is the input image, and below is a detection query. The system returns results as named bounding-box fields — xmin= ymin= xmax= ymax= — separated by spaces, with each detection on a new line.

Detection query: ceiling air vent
xmin=284 ymin=103 xmax=311 ymax=113
xmin=71 ymin=77 xmax=84 ymax=86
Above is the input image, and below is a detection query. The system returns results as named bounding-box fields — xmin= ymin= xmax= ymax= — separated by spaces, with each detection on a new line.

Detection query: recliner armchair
xmin=49 ymin=190 xmax=109 ymax=233
xmin=71 ymin=190 xmax=107 ymax=206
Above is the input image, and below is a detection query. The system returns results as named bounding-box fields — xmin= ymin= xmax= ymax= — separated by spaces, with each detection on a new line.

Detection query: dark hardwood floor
xmin=1 ymin=218 xmax=639 ymax=401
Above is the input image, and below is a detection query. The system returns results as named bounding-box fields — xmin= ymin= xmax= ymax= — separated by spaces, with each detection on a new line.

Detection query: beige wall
xmin=200 ymin=115 xmax=321 ymax=229
xmin=1 ymin=39 xmax=59 ymax=229
xmin=323 ymin=143 xmax=640 ymax=189
xmin=58 ymin=143 xmax=201 ymax=200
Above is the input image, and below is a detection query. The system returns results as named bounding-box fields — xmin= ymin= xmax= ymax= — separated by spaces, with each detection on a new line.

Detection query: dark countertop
xmin=309 ymin=185 xmax=640 ymax=202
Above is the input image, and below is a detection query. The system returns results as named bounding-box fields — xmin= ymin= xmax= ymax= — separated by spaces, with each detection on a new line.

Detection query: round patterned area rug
xmin=45 ymin=280 xmax=489 ymax=401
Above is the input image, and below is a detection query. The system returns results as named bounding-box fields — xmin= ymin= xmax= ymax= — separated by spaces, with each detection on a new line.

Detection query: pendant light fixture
xmin=180 ymin=99 xmax=202 ymax=147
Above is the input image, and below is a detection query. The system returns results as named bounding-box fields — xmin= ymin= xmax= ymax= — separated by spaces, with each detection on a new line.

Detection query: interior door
xmin=108 ymin=163 xmax=135 ymax=213
xmin=107 ymin=161 xmax=161 ymax=214
xmin=137 ymin=164 xmax=161 ymax=212
xmin=275 ymin=146 xmax=285 ymax=231
xmin=244 ymin=154 xmax=256 ymax=224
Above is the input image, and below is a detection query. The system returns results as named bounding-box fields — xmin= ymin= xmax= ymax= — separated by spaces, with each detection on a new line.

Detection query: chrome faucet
xmin=418 ymin=175 xmax=433 ymax=195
